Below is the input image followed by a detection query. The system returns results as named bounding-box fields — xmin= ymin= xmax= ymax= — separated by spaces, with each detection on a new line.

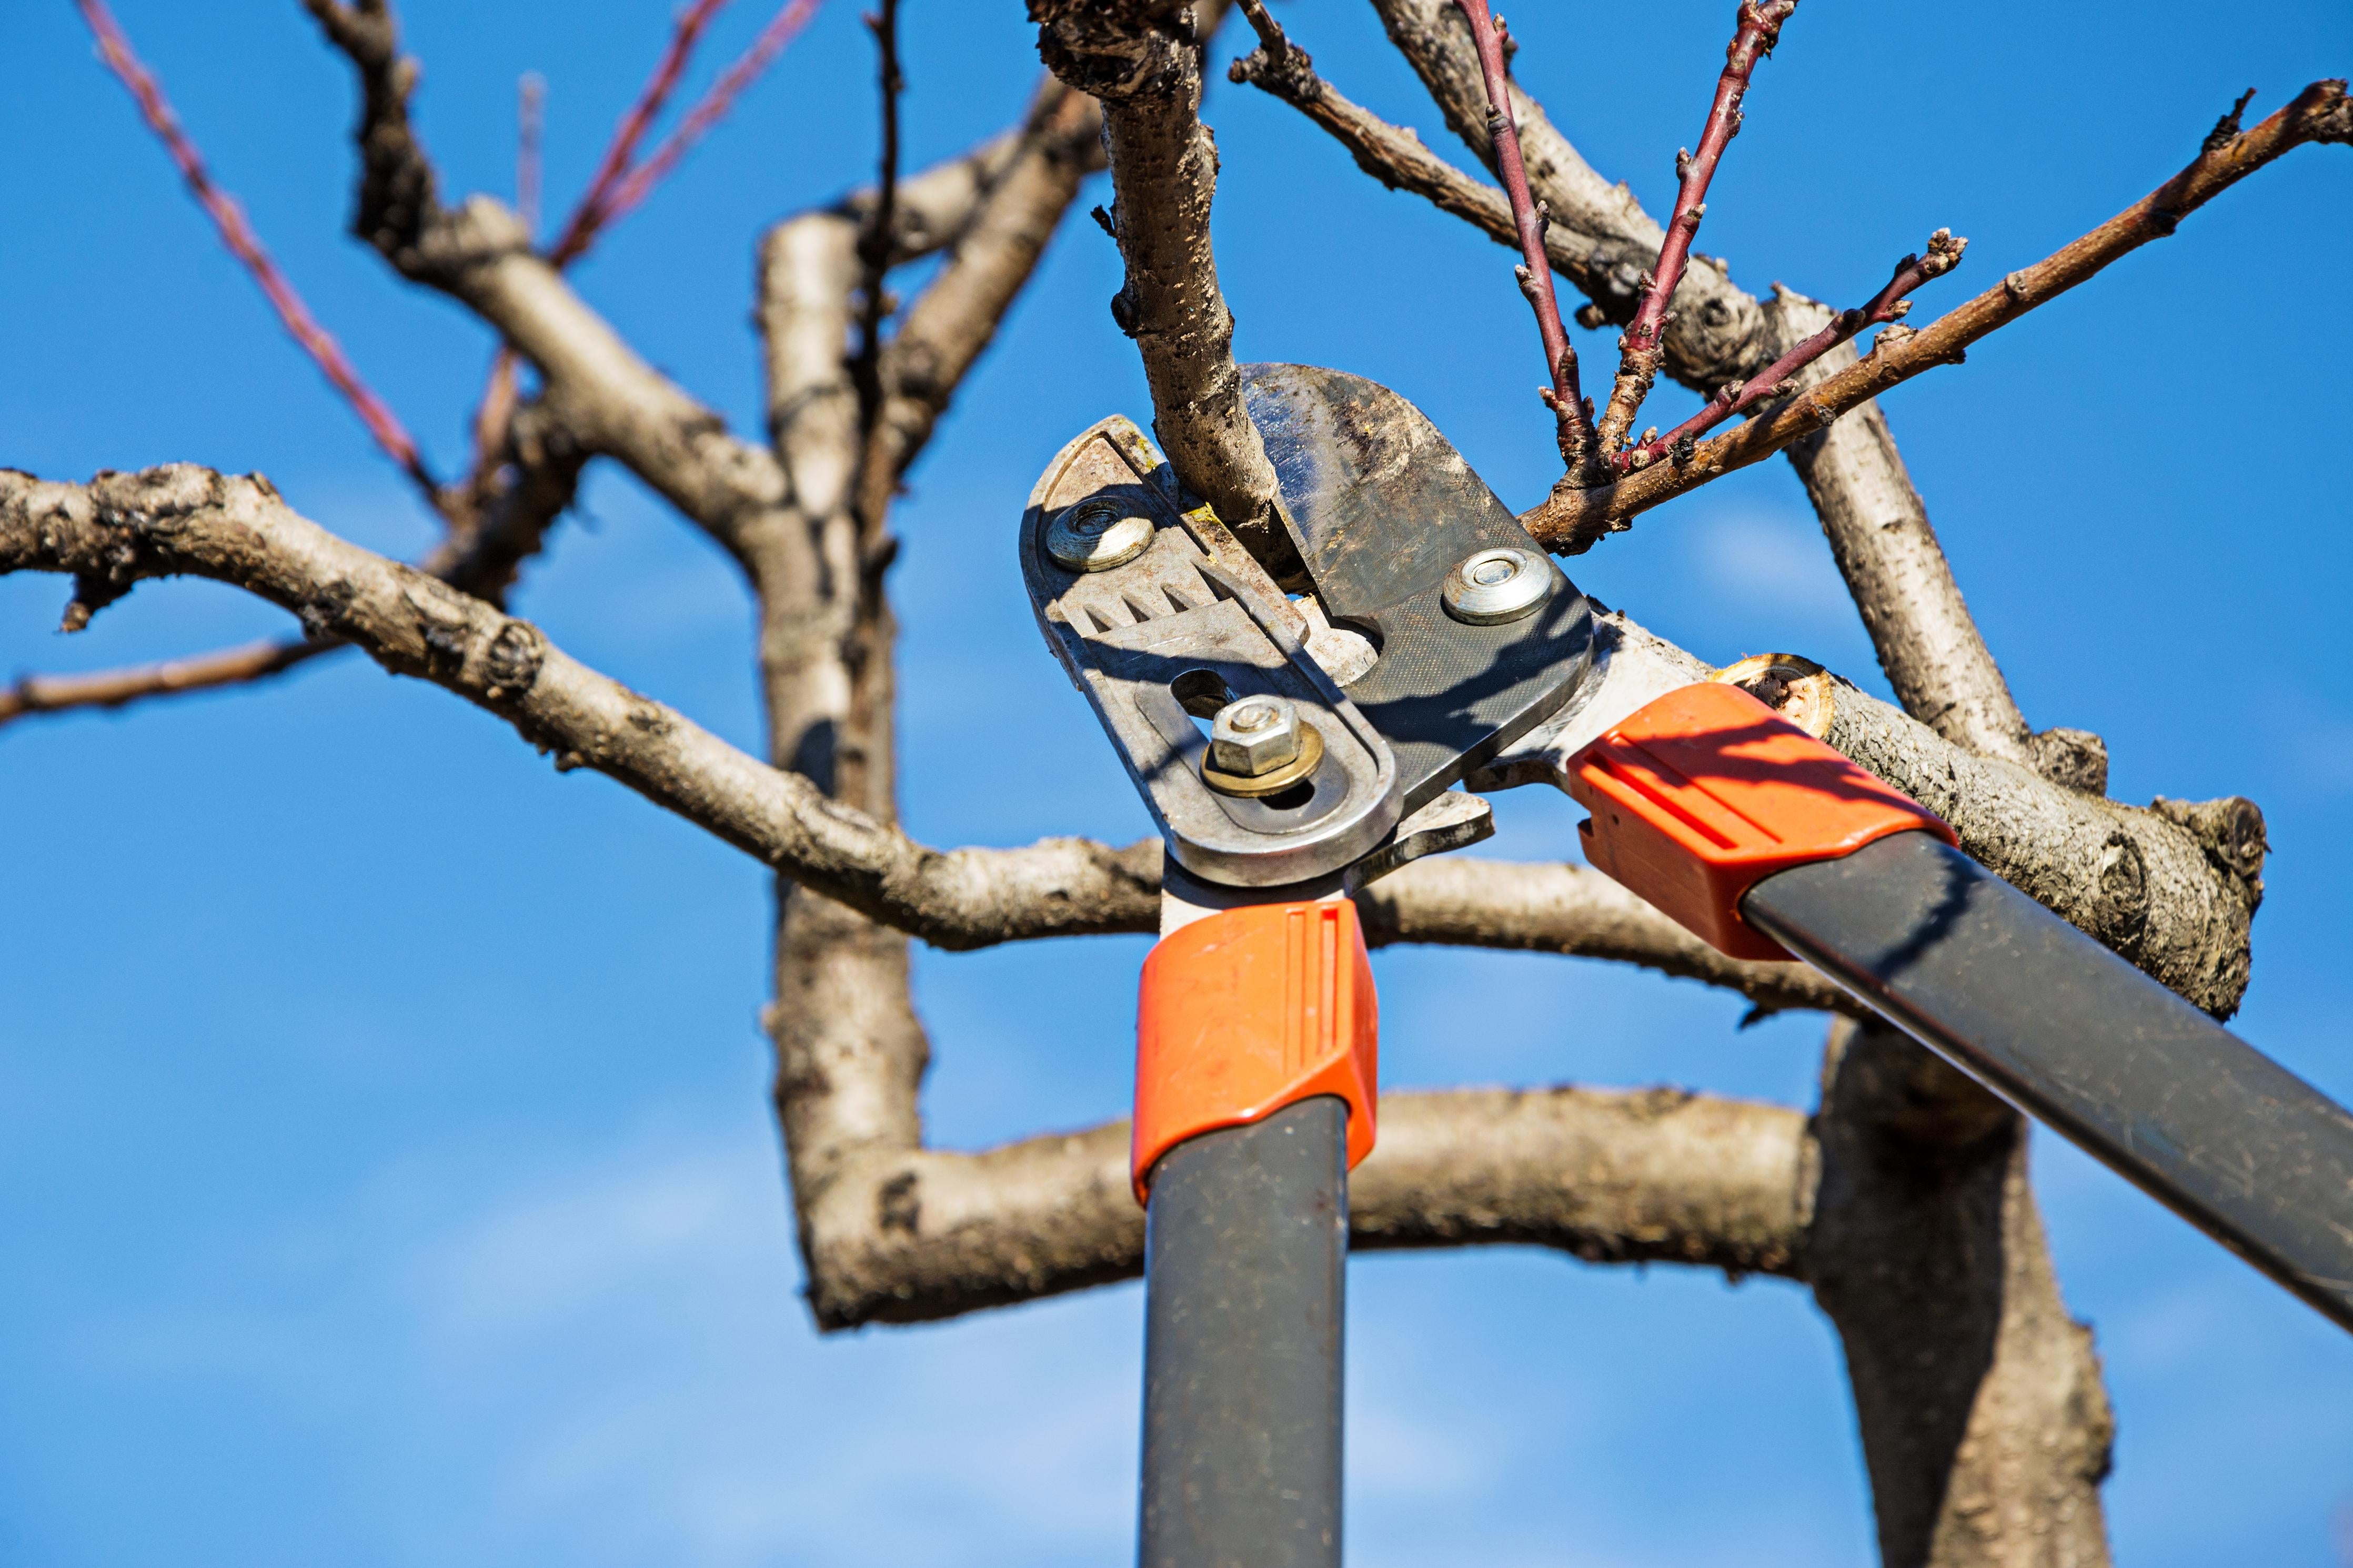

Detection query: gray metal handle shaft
xmin=1140 ymin=1096 xmax=1348 ymax=1568
xmin=1742 ymin=829 xmax=2353 ymax=1331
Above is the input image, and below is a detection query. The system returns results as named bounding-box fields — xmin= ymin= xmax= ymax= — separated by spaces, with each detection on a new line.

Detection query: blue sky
xmin=2 ymin=1 xmax=2349 ymax=1563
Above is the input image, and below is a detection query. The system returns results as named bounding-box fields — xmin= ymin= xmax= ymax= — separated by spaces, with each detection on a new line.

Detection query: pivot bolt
xmin=1210 ymin=695 xmax=1302 ymax=776
xmin=1045 ymin=499 xmax=1153 ymax=572
xmin=1441 ymin=546 xmax=1551 ymax=625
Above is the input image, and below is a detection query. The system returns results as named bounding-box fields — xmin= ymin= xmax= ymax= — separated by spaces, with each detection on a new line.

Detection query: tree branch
xmin=0 ymin=636 xmax=329 ymax=727
xmin=2 ymin=397 xmax=582 ymax=732
xmin=1356 ymin=855 xmax=1856 ymax=1017
xmin=304 ymin=0 xmax=792 ymax=563
xmin=586 ymin=0 xmax=828 ymax=248
xmin=542 ymin=0 xmax=730 ymax=266
xmin=1032 ymin=0 xmax=1309 ymax=587
xmin=1369 ymin=0 xmax=1776 ymax=380
xmin=799 ymin=1082 xmax=1814 ymax=1328
xmin=1519 ymin=80 xmax=2353 ymax=550
xmin=79 ymin=0 xmax=439 ymax=503
xmin=0 ymin=465 xmax=1164 ymax=945
xmin=1808 ymin=1018 xmax=2116 ymax=1566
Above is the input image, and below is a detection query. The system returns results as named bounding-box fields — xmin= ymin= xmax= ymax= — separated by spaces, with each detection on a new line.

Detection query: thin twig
xmin=545 ymin=0 xmax=732 ymax=267
xmin=1596 ymin=0 xmax=1797 ymax=465
xmin=1519 ymin=80 xmax=2353 ymax=551
xmin=591 ymin=0 xmax=829 ymax=240
xmin=471 ymin=5 xmax=819 ymax=495
xmin=1448 ymin=0 xmax=1597 ymax=477
xmin=1621 ymin=229 xmax=1967 ymax=471
xmin=0 ymin=638 xmax=330 ymax=730
xmin=517 ymin=71 xmax=545 ymax=238
xmin=74 ymin=0 xmax=440 ymax=504
xmin=852 ymin=0 xmax=904 ymax=519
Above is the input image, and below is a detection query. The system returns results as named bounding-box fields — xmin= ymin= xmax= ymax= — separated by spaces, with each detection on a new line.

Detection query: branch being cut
xmin=1520 ymin=80 xmax=2353 ymax=552
xmin=1032 ymin=0 xmax=1309 ymax=588
xmin=78 ymin=0 xmax=438 ymax=503
xmin=1445 ymin=0 xmax=1596 ymax=474
xmin=1595 ymin=0 xmax=1796 ymax=463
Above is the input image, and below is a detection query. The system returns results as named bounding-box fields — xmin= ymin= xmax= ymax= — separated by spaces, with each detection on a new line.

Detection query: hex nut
xmin=1440 ymin=546 xmax=1551 ymax=625
xmin=1210 ymin=695 xmax=1302 ymax=776
xmin=1045 ymin=499 xmax=1154 ymax=572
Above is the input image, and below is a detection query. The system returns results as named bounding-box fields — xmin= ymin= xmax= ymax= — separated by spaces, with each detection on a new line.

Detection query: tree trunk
xmin=1807 ymin=1018 xmax=2116 ymax=1567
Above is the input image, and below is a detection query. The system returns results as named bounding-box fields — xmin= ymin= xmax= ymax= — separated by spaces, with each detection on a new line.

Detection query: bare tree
xmin=12 ymin=0 xmax=2349 ymax=1560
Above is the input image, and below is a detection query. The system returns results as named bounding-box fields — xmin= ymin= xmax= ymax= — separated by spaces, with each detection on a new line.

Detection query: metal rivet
xmin=1046 ymin=499 xmax=1153 ymax=572
xmin=1440 ymin=546 xmax=1551 ymax=625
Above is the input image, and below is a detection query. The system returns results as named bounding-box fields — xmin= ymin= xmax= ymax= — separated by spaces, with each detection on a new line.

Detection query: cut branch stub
xmin=1033 ymin=0 xmax=1311 ymax=587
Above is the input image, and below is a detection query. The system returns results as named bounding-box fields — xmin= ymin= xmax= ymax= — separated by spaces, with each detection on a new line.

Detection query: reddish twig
xmin=74 ymin=0 xmax=439 ymax=503
xmin=589 ymin=0 xmax=827 ymax=240
xmin=1517 ymin=80 xmax=2353 ymax=552
xmin=545 ymin=0 xmax=733 ymax=267
xmin=1597 ymin=0 xmax=1798 ymax=467
xmin=1450 ymin=0 xmax=1597 ymax=478
xmin=1621 ymin=229 xmax=1968 ymax=471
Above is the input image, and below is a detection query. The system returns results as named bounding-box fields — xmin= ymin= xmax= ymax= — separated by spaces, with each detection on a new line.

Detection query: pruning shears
xmin=1019 ymin=365 xmax=2353 ymax=1568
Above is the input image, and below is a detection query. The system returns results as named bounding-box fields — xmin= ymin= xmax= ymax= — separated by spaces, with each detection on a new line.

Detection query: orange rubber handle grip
xmin=1565 ymin=681 xmax=1956 ymax=961
xmin=1131 ymin=900 xmax=1378 ymax=1204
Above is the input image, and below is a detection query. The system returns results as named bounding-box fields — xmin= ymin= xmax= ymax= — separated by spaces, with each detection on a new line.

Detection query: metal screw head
xmin=1440 ymin=546 xmax=1551 ymax=625
xmin=1045 ymin=499 xmax=1153 ymax=572
xmin=1210 ymin=695 xmax=1302 ymax=775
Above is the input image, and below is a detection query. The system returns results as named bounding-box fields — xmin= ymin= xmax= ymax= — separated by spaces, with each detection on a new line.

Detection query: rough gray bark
xmin=1807 ymin=1019 xmax=2116 ymax=1567
xmin=1032 ymin=0 xmax=1308 ymax=586
xmin=0 ymin=388 xmax=582 ymax=729
xmin=1767 ymin=298 xmax=2063 ymax=778
xmin=0 ymin=464 xmax=1165 ymax=945
xmin=801 ymin=1083 xmax=1814 ymax=1328
xmin=1809 ymin=674 xmax=2262 ymax=1018
xmin=1356 ymin=855 xmax=1855 ymax=1018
